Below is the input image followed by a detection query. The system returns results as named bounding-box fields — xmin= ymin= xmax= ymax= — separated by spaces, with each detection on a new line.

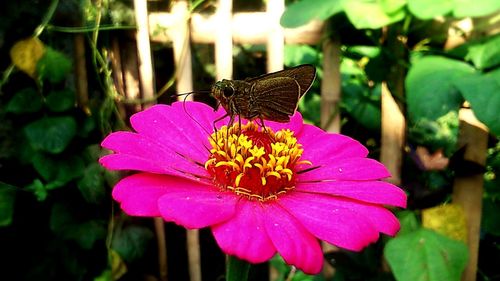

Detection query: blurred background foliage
xmin=0 ymin=0 xmax=499 ymax=280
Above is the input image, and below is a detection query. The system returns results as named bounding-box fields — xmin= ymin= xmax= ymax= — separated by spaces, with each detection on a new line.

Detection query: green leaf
xmin=344 ymin=0 xmax=406 ymax=29
xmin=397 ymin=211 xmax=420 ymax=236
xmin=464 ymin=35 xmax=500 ymax=70
xmin=31 ymin=153 xmax=84 ymax=189
xmin=112 ymin=225 xmax=154 ymax=263
xmin=6 ymin=88 xmax=43 ymax=113
xmin=284 ymin=45 xmax=321 ymax=67
xmin=280 ymin=0 xmax=343 ymax=28
xmin=50 ymin=203 xmax=107 ymax=249
xmin=454 ymin=70 xmax=500 ymax=136
xmin=453 ymin=0 xmax=500 ymax=18
xmin=408 ymin=111 xmax=459 ymax=156
xmin=46 ymin=89 xmax=75 ymax=112
xmin=226 ymin=255 xmax=251 ymax=281
xmin=36 ymin=47 xmax=72 ymax=83
xmin=385 ymin=228 xmax=468 ymax=281
xmin=342 ymin=82 xmax=381 ymax=131
xmin=406 ymin=56 xmax=475 ymax=121
xmin=408 ymin=0 xmax=453 ymax=19
xmin=0 ymin=182 xmax=16 ymax=227
xmin=482 ymin=197 xmax=500 ymax=236
xmin=24 ymin=116 xmax=77 ymax=154
xmin=77 ymin=163 xmax=106 ymax=204
xmin=25 ymin=179 xmax=48 ymax=201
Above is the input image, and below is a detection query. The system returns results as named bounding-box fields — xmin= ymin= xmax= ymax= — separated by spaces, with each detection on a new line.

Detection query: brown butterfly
xmin=211 ymin=64 xmax=316 ymax=126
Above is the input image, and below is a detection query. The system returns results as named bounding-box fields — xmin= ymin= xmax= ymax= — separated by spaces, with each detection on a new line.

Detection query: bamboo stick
xmin=266 ymin=3 xmax=285 ymax=279
xmin=134 ymin=1 xmax=165 ymax=280
xmin=74 ymin=33 xmax=90 ymax=115
xmin=215 ymin=0 xmax=233 ymax=80
xmin=149 ymin=12 xmax=323 ymax=45
xmin=170 ymin=1 xmax=201 ymax=280
xmin=122 ymin=41 xmax=142 ymax=113
xmin=320 ymin=39 xmax=342 ymax=133
xmin=266 ymin=0 xmax=285 ymax=72
xmin=320 ymin=38 xmax=342 ymax=280
xmin=380 ymin=82 xmax=405 ymax=185
xmin=134 ymin=0 xmax=156 ymax=106
xmin=452 ymin=109 xmax=488 ymax=281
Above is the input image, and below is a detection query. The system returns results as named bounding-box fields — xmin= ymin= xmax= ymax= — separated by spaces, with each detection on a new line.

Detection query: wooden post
xmin=215 ymin=0 xmax=233 ymax=80
xmin=74 ymin=34 xmax=89 ymax=115
xmin=171 ymin=1 xmax=201 ymax=281
xmin=134 ymin=0 xmax=156 ymax=105
xmin=134 ymin=1 xmax=165 ymax=280
xmin=320 ymin=38 xmax=342 ymax=133
xmin=266 ymin=0 xmax=284 ymax=72
xmin=453 ymin=109 xmax=488 ymax=281
xmin=380 ymin=82 xmax=405 ymax=185
xmin=320 ymin=38 xmax=342 ymax=279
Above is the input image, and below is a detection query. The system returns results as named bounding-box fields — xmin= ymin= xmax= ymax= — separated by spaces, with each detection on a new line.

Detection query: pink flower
xmin=100 ymin=101 xmax=406 ymax=274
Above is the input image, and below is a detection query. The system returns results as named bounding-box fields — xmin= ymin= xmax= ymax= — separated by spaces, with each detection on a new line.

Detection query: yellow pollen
xmin=205 ymin=122 xmax=311 ymax=201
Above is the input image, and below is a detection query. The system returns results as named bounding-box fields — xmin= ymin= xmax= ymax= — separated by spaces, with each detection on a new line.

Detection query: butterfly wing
xmin=245 ymin=64 xmax=316 ymax=98
xmin=249 ymin=76 xmax=302 ymax=122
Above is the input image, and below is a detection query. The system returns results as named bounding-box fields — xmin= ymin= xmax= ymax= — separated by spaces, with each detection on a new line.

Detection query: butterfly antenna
xmin=180 ymin=94 xmax=223 ymax=151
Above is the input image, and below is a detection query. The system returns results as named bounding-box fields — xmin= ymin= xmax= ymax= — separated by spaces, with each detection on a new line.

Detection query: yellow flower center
xmin=204 ymin=122 xmax=311 ymax=201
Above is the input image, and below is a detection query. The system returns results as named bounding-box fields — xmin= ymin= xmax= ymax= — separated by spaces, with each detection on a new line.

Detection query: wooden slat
xmin=453 ymin=109 xmax=488 ymax=281
xmin=215 ymin=0 xmax=233 ymax=80
xmin=380 ymin=82 xmax=405 ymax=185
xmin=320 ymin=39 xmax=342 ymax=133
xmin=134 ymin=0 xmax=155 ymax=106
xmin=149 ymin=12 xmax=323 ymax=45
xmin=266 ymin=0 xmax=285 ymax=72
xmin=320 ymin=38 xmax=342 ymax=280
xmin=170 ymin=1 xmax=201 ymax=280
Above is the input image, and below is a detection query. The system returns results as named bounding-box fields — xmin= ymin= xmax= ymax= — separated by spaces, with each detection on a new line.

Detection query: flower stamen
xmin=205 ymin=122 xmax=310 ymax=201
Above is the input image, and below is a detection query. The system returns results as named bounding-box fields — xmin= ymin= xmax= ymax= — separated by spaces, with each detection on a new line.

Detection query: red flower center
xmin=205 ymin=122 xmax=311 ymax=201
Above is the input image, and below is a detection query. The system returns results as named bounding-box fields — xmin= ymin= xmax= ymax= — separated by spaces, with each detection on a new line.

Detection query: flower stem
xmin=226 ymin=255 xmax=251 ymax=281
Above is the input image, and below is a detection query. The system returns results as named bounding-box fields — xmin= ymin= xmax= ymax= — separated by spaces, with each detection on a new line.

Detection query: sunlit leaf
xmin=408 ymin=0 xmax=453 ymax=19
xmin=406 ymin=56 xmax=475 ymax=121
xmin=464 ymin=35 xmax=500 ymax=70
xmin=280 ymin=0 xmax=343 ymax=28
xmin=385 ymin=228 xmax=468 ymax=281
xmin=453 ymin=0 xmax=500 ymax=18
xmin=344 ymin=0 xmax=406 ymax=29
xmin=455 ymin=69 xmax=500 ymax=136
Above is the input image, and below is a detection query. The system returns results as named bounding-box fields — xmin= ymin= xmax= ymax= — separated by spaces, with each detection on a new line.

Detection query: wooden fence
xmin=87 ymin=0 xmax=487 ymax=280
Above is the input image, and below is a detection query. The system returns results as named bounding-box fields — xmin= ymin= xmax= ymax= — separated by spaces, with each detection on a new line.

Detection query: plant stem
xmin=226 ymin=255 xmax=251 ymax=281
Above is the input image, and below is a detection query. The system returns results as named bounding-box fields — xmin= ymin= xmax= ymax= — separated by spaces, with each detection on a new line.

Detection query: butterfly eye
xmin=223 ymin=87 xmax=234 ymax=98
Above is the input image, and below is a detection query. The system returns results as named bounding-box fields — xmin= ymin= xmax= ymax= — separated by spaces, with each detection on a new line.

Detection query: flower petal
xmin=212 ymin=200 xmax=276 ymax=263
xmin=280 ymin=193 xmax=389 ymax=251
xmin=129 ymin=104 xmax=211 ymax=162
xmin=297 ymin=157 xmax=390 ymax=181
xmin=298 ymin=124 xmax=369 ymax=161
xmin=297 ymin=181 xmax=407 ymax=208
xmin=158 ymin=188 xmax=238 ymax=229
xmin=100 ymin=131 xmax=209 ymax=180
xmin=262 ymin=203 xmax=323 ymax=274
xmin=112 ymin=173 xmax=207 ymax=216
